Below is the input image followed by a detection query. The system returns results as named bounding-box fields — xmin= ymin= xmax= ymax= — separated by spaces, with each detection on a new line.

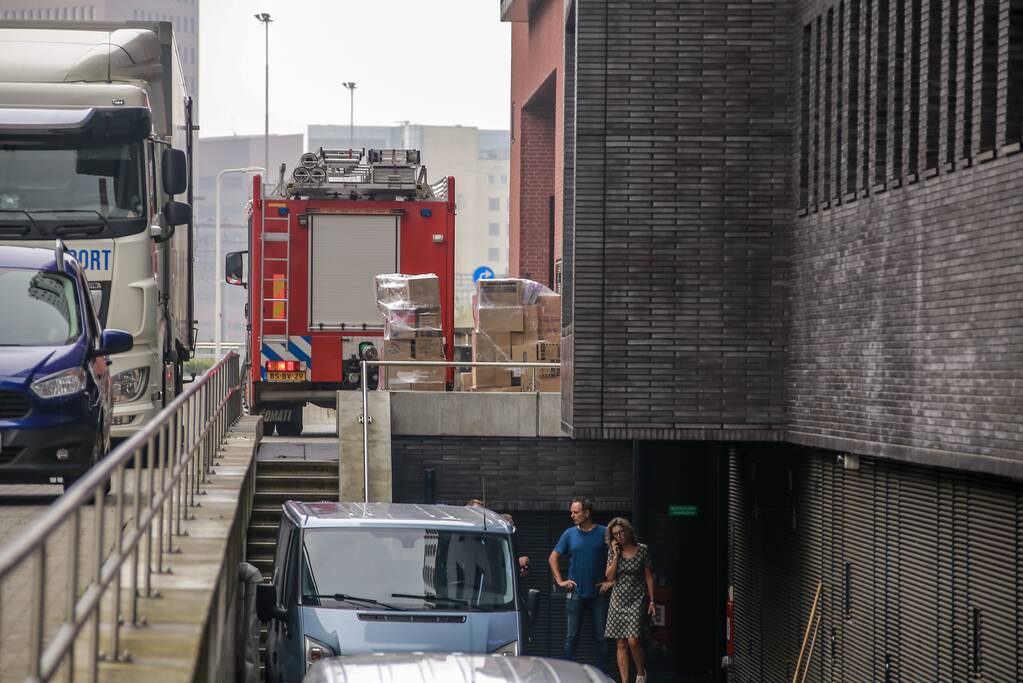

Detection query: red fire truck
xmin=225 ymin=148 xmax=455 ymax=435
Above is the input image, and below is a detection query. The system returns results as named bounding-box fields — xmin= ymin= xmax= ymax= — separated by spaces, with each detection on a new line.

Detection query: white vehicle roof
xmin=284 ymin=502 xmax=513 ymax=533
xmin=303 ymin=654 xmax=611 ymax=683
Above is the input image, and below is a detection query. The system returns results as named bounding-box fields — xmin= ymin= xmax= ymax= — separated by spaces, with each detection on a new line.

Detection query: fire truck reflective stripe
xmin=272 ymin=274 xmax=285 ymax=319
xmin=287 ymin=336 xmax=312 ymax=364
xmin=261 ymin=344 xmax=283 ymax=362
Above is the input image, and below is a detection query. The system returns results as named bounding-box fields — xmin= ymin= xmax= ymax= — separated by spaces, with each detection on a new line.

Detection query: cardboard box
xmin=473 ymin=366 xmax=513 ymax=388
xmin=478 ymin=279 xmax=523 ymax=307
xmin=534 ymin=375 xmax=561 ymax=392
xmin=537 ymin=340 xmax=560 ymax=362
xmin=376 ymin=273 xmax=440 ymax=309
xmin=478 ymin=307 xmax=523 ymax=333
xmin=416 ymin=311 xmax=441 ymax=334
xmin=474 ymin=332 xmax=511 ymax=362
xmin=382 ymin=339 xmax=414 ymax=360
xmin=536 ymin=293 xmax=561 ymax=338
xmin=457 ymin=371 xmax=473 ymax=392
xmin=384 ymin=309 xmax=418 ymax=340
xmin=510 ymin=343 xmax=538 ymax=365
xmin=414 ymin=337 xmax=445 ymax=359
xmin=522 ymin=305 xmax=540 ymax=339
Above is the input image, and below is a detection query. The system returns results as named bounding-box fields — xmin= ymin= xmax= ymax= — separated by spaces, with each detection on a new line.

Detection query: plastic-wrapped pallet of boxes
xmin=375 ymin=273 xmax=446 ymax=391
xmin=469 ymin=278 xmax=561 ymax=392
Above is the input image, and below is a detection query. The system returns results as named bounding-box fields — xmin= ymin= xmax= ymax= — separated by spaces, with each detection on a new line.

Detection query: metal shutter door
xmin=966 ymin=475 xmax=1018 ymax=682
xmin=309 ymin=214 xmax=398 ymax=328
xmin=840 ymin=457 xmax=879 ymax=682
xmin=896 ymin=463 xmax=940 ymax=682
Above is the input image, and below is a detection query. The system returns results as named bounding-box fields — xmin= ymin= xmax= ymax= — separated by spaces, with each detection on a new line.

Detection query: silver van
xmin=257 ymin=503 xmax=541 ymax=682
xmin=302 ymin=653 xmax=611 ymax=683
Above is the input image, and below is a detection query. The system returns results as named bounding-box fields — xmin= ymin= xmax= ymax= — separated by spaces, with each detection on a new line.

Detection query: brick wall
xmin=509 ymin=0 xmax=566 ymax=288
xmin=515 ymin=101 xmax=556 ymax=283
xmin=789 ymin=0 xmax=1023 ymax=478
xmin=564 ymin=0 xmax=792 ymax=441
xmin=390 ymin=435 xmax=633 ymax=512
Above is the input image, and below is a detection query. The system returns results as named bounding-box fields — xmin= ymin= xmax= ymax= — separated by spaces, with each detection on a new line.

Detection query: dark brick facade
xmin=563 ymin=0 xmax=793 ymax=441
xmin=790 ymin=0 xmax=1023 ymax=478
xmin=390 ymin=435 xmax=633 ymax=511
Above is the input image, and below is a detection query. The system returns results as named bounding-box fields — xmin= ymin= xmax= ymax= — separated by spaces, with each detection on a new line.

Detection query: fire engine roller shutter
xmin=308 ymin=214 xmax=398 ymax=328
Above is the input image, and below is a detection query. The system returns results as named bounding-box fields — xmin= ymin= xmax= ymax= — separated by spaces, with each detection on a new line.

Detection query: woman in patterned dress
xmin=604 ymin=517 xmax=655 ymax=683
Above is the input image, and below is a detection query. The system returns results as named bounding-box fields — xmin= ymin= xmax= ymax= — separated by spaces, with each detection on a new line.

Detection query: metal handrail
xmin=359 ymin=359 xmax=560 ymax=503
xmin=0 ymin=353 xmax=243 ymax=682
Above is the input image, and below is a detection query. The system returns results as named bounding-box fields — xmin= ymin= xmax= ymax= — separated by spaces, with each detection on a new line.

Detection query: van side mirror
xmin=96 ymin=329 xmax=133 ymax=356
xmin=225 ymin=250 xmax=247 ymax=288
xmin=526 ymin=588 xmax=540 ymax=626
xmin=161 ymin=148 xmax=188 ymax=195
xmin=256 ymin=582 xmax=286 ymax=623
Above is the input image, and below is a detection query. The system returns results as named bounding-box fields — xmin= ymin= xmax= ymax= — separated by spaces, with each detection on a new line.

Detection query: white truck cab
xmin=0 ymin=21 xmax=194 ymax=440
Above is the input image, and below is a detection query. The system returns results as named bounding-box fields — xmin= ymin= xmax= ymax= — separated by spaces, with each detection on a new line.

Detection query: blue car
xmin=0 ymin=243 xmax=133 ymax=492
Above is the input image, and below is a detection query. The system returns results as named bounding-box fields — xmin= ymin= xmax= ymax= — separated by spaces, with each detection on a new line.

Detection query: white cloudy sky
xmin=199 ymin=0 xmax=512 ymax=137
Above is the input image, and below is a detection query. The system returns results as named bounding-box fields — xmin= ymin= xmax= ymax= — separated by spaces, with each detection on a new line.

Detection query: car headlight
xmin=305 ymin=635 xmax=334 ymax=670
xmin=112 ymin=367 xmax=149 ymax=403
xmin=492 ymin=639 xmax=519 ymax=655
xmin=31 ymin=367 xmax=86 ymax=399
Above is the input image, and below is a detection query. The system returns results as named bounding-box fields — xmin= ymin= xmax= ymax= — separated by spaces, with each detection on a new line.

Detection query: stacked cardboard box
xmin=375 ymin=273 xmax=446 ymax=391
xmin=469 ymin=278 xmax=561 ymax=392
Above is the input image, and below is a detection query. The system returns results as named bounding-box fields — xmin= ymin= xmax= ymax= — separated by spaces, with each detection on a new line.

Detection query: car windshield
xmin=301 ymin=528 xmax=516 ymax=612
xmin=0 ymin=141 xmax=144 ymax=218
xmin=0 ymin=268 xmax=79 ymax=346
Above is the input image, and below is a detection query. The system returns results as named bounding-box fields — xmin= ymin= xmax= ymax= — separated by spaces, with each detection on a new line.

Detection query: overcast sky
xmin=198 ymin=0 xmax=511 ymax=138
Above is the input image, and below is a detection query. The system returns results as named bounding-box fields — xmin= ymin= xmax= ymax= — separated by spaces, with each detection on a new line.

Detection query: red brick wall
xmin=517 ymin=104 xmax=555 ymax=281
xmin=509 ymin=0 xmax=565 ymax=286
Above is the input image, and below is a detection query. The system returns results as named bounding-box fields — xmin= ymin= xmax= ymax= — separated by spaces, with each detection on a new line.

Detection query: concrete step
xmin=254 ymin=491 xmax=338 ymax=509
xmin=255 ymin=473 xmax=339 ymax=493
xmin=247 ymin=523 xmax=280 ymax=543
xmin=251 ymin=506 xmax=286 ymax=525
xmin=248 ymin=539 xmax=277 ymax=557
xmin=256 ymin=459 xmax=337 ymax=476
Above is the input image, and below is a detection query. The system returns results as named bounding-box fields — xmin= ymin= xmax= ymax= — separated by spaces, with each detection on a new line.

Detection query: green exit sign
xmin=668 ymin=505 xmax=698 ymax=518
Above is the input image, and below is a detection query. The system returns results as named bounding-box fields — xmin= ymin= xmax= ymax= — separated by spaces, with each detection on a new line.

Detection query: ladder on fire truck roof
xmin=259 ymin=202 xmax=290 ymax=345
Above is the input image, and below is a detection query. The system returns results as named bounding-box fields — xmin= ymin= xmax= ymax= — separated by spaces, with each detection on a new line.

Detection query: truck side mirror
xmin=163 ymin=200 xmax=191 ymax=226
xmin=226 ymin=250 xmax=247 ymax=288
xmin=161 ymin=148 xmax=188 ymax=195
xmin=256 ymin=582 xmax=286 ymax=623
xmin=526 ymin=588 xmax=540 ymax=626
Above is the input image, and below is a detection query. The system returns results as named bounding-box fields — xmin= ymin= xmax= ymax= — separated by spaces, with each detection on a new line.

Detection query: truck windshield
xmin=0 ymin=141 xmax=144 ymax=218
xmin=301 ymin=528 xmax=516 ymax=612
xmin=0 ymin=268 xmax=79 ymax=346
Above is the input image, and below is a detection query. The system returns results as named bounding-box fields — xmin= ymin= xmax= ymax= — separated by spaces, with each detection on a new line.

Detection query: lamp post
xmin=343 ymin=81 xmax=356 ymax=148
xmin=215 ymin=166 xmax=264 ymax=359
xmin=254 ymin=12 xmax=272 ymax=172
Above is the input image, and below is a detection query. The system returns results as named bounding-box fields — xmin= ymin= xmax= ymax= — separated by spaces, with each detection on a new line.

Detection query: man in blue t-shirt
xmin=548 ymin=497 xmax=612 ymax=667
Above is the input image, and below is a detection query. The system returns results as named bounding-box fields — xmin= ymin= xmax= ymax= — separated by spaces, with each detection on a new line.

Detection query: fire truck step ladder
xmin=259 ymin=214 xmax=291 ymax=348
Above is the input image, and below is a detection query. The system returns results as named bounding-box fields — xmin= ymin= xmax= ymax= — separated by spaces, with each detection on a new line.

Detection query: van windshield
xmin=301 ymin=528 xmax=516 ymax=612
xmin=0 ymin=268 xmax=79 ymax=346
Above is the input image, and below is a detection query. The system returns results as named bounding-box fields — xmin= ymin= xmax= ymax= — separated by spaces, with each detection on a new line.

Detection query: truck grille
xmin=0 ymin=391 xmax=30 ymax=419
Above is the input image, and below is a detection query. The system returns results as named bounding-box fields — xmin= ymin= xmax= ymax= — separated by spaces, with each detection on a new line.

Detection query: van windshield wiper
xmin=23 ymin=209 xmax=113 ymax=230
xmin=303 ymin=593 xmax=405 ymax=611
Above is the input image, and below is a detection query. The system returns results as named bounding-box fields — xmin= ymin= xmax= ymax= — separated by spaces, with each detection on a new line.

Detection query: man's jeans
xmin=563 ymin=591 xmax=609 ymax=668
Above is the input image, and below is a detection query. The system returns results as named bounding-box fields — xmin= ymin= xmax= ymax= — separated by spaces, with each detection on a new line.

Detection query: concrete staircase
xmin=246 ymin=458 xmax=339 ymax=577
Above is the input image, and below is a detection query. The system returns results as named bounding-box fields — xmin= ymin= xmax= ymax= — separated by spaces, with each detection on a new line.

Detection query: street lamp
xmin=215 ymin=166 xmax=264 ymax=359
xmin=343 ymin=81 xmax=356 ymax=148
xmin=254 ymin=12 xmax=272 ymax=172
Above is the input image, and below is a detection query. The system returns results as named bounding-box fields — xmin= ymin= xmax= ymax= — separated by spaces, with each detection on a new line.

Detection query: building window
xmin=488 ymin=198 xmax=500 ymax=211
xmin=488 ymin=222 xmax=500 ymax=236
xmin=501 ymin=174 xmax=508 ymax=184
xmin=488 ymin=248 xmax=500 ymax=262
xmin=488 ymin=174 xmax=496 ymax=184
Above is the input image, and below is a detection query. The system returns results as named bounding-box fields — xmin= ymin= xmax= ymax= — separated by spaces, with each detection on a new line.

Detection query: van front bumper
xmin=0 ymin=424 xmax=98 ymax=485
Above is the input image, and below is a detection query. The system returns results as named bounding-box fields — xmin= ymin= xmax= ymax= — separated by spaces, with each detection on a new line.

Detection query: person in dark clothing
xmin=548 ymin=497 xmax=613 ymax=667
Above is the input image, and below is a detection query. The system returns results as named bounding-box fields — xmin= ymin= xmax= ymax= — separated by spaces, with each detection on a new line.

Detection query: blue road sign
xmin=473 ymin=266 xmax=496 ymax=283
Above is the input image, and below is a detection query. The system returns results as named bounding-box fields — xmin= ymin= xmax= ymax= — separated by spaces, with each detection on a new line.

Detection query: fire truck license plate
xmin=268 ymin=371 xmax=305 ymax=382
